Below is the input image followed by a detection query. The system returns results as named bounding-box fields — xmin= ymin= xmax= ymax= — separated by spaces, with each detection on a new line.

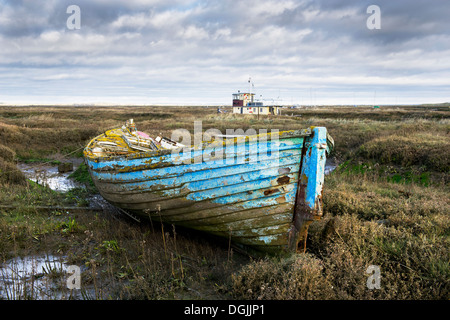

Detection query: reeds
xmin=0 ymin=254 xmax=69 ymax=300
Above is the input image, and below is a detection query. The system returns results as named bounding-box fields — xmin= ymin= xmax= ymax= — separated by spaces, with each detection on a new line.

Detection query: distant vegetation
xmin=0 ymin=104 xmax=448 ymax=299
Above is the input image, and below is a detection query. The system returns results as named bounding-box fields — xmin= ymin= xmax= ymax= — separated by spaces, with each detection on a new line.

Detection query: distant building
xmin=232 ymin=92 xmax=255 ymax=107
xmin=232 ymin=91 xmax=282 ymax=115
xmin=233 ymin=105 xmax=282 ymax=115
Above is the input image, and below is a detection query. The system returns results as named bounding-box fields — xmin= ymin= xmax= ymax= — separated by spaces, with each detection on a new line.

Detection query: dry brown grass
xmin=0 ymin=142 xmax=27 ymax=186
xmin=231 ymin=253 xmax=334 ymax=299
xmin=359 ymin=133 xmax=450 ymax=172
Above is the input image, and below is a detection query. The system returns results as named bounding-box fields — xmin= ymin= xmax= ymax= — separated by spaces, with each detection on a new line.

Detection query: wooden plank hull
xmin=84 ymin=127 xmax=332 ymax=253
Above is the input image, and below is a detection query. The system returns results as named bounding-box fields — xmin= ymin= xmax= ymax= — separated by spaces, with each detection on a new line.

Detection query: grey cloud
xmin=0 ymin=0 xmax=448 ymax=105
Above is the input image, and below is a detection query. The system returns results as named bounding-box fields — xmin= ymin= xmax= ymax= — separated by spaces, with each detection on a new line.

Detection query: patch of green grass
xmin=387 ymin=171 xmax=431 ymax=186
xmin=337 ymin=160 xmax=435 ymax=187
xmin=97 ymin=240 xmax=124 ymax=255
xmin=68 ymin=162 xmax=96 ymax=191
xmin=58 ymin=217 xmax=80 ymax=234
xmin=62 ymin=187 xmax=91 ymax=207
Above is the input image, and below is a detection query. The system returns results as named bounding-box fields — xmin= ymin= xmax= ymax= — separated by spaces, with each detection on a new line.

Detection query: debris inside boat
xmin=89 ymin=119 xmax=185 ymax=159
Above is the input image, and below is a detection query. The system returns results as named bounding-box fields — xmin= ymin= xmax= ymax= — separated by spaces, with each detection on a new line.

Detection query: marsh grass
xmin=319 ymin=167 xmax=449 ymax=299
xmin=0 ymin=143 xmax=27 ymax=186
xmin=0 ymin=104 xmax=448 ymax=299
xmin=231 ymin=253 xmax=334 ymax=299
xmin=359 ymin=133 xmax=450 ymax=172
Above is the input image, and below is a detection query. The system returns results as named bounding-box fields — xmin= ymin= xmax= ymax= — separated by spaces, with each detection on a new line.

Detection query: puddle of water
xmin=0 ymin=254 xmax=101 ymax=300
xmin=325 ymin=158 xmax=338 ymax=175
xmin=17 ymin=158 xmax=84 ymax=192
xmin=0 ymin=254 xmax=70 ymax=300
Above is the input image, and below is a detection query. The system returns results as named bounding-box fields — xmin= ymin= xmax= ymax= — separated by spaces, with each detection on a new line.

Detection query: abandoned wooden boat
xmin=83 ymin=119 xmax=334 ymax=254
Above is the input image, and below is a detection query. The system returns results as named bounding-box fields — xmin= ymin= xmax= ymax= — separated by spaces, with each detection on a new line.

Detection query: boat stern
xmin=288 ymin=126 xmax=332 ymax=252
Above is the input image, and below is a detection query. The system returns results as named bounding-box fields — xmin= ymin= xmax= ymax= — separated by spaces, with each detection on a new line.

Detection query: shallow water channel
xmin=325 ymin=157 xmax=338 ymax=175
xmin=0 ymin=254 xmax=69 ymax=300
xmin=0 ymin=160 xmax=89 ymax=300
xmin=17 ymin=158 xmax=84 ymax=192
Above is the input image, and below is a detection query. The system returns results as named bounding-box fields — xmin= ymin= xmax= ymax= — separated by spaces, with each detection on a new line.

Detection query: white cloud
xmin=40 ymin=31 xmax=62 ymax=42
xmin=246 ymin=0 xmax=298 ymax=17
xmin=179 ymin=25 xmax=209 ymax=40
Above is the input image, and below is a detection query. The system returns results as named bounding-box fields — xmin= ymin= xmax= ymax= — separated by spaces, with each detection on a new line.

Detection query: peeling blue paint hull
xmin=84 ymin=127 xmax=333 ymax=254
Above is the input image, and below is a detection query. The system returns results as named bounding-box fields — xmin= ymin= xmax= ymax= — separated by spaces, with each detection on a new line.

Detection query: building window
xmin=260 ymin=108 xmax=263 ymax=112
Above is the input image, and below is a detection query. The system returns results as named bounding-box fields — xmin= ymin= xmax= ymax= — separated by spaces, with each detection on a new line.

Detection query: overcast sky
xmin=0 ymin=0 xmax=449 ymax=105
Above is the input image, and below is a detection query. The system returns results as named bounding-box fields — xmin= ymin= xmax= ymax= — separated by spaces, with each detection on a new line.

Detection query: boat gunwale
xmin=84 ymin=128 xmax=312 ymax=162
